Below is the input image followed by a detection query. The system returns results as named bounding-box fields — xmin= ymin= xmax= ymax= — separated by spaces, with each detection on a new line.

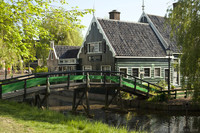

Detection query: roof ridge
xmin=146 ymin=14 xmax=165 ymax=18
xmin=55 ymin=45 xmax=80 ymax=48
xmin=97 ymin=18 xmax=149 ymax=25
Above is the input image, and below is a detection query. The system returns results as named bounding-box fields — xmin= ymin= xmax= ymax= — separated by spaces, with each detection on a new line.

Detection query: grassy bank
xmin=0 ymin=100 xmax=134 ymax=133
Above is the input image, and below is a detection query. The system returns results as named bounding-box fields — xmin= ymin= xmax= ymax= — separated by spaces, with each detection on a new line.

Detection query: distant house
xmin=78 ymin=10 xmax=181 ymax=86
xmin=47 ymin=41 xmax=80 ymax=72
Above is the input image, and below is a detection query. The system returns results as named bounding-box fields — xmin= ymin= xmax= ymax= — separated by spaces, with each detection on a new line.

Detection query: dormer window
xmin=87 ymin=41 xmax=102 ymax=53
xmin=51 ymin=52 xmax=54 ymax=60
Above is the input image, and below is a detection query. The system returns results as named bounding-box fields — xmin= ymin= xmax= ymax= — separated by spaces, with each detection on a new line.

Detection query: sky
xmin=51 ymin=0 xmax=176 ymax=36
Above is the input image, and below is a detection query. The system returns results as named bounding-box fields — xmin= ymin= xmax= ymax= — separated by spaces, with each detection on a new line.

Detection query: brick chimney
xmin=109 ymin=10 xmax=120 ymax=20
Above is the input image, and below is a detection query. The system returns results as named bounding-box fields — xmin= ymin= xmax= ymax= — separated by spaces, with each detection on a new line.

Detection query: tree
xmin=0 ymin=0 xmax=92 ymax=74
xmin=167 ymin=0 xmax=200 ymax=101
xmin=36 ymin=7 xmax=86 ymax=65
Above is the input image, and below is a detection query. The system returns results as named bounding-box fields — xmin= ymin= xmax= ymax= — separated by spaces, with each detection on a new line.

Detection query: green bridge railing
xmin=0 ymin=70 xmax=188 ymax=99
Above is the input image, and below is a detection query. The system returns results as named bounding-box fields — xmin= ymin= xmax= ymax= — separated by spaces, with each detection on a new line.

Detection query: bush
xmin=34 ymin=66 xmax=48 ymax=73
xmin=147 ymin=93 xmax=168 ymax=102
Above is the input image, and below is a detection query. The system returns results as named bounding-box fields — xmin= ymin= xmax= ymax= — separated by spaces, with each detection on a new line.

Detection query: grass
xmin=0 ymin=100 xmax=136 ymax=133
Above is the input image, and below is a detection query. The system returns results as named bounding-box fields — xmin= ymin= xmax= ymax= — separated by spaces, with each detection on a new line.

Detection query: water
xmin=92 ymin=109 xmax=200 ymax=133
xmin=49 ymin=94 xmax=200 ymax=133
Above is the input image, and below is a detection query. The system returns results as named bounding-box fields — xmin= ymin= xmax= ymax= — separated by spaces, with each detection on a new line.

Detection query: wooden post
xmin=0 ymin=85 xmax=2 ymax=99
xmin=134 ymin=78 xmax=137 ymax=91
xmin=104 ymin=73 xmax=108 ymax=108
xmin=147 ymin=83 xmax=150 ymax=97
xmin=86 ymin=72 xmax=90 ymax=88
xmin=45 ymin=75 xmax=50 ymax=108
xmin=119 ymin=75 xmax=122 ymax=87
xmin=85 ymin=88 xmax=90 ymax=116
xmin=175 ymin=90 xmax=177 ymax=99
xmin=67 ymin=73 xmax=70 ymax=89
xmin=72 ymin=90 xmax=77 ymax=112
xmin=185 ymin=89 xmax=187 ymax=98
xmin=23 ymin=79 xmax=27 ymax=100
xmin=46 ymin=75 xmax=50 ymax=94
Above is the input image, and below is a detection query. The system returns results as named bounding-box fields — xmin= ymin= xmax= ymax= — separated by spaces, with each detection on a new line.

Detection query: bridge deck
xmin=2 ymin=82 xmax=150 ymax=100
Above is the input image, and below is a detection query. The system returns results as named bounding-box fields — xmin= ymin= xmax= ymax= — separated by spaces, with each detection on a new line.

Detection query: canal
xmin=49 ymin=93 xmax=200 ymax=133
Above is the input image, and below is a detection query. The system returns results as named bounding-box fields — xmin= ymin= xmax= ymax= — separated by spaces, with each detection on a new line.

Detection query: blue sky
xmin=51 ymin=0 xmax=176 ymax=36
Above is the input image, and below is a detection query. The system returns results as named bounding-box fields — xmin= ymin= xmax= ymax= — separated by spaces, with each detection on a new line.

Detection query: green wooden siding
xmin=116 ymin=58 xmax=173 ymax=84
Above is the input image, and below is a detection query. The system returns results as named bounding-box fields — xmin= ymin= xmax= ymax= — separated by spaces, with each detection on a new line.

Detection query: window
xmin=154 ymin=68 xmax=161 ymax=77
xmin=144 ymin=68 xmax=151 ymax=77
xmin=51 ymin=52 xmax=54 ymax=60
xmin=101 ymin=65 xmax=111 ymax=71
xmin=88 ymin=42 xmax=102 ymax=53
xmin=132 ymin=68 xmax=139 ymax=77
xmin=83 ymin=65 xmax=92 ymax=70
xmin=119 ymin=68 xmax=128 ymax=77
xmin=59 ymin=60 xmax=63 ymax=64
xmin=88 ymin=55 xmax=102 ymax=62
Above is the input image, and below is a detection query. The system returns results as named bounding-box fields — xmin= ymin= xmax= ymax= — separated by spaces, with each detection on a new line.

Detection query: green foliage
xmin=0 ymin=0 xmax=93 ymax=71
xmin=0 ymin=100 xmax=134 ymax=133
xmin=34 ymin=66 xmax=48 ymax=73
xmin=147 ymin=93 xmax=168 ymax=102
xmin=167 ymin=0 xmax=200 ymax=99
xmin=24 ymin=67 xmax=34 ymax=72
xmin=156 ymin=80 xmax=167 ymax=89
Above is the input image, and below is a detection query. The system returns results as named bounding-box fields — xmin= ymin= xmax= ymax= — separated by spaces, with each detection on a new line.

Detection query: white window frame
xmin=131 ymin=67 xmax=140 ymax=78
xmin=101 ymin=65 xmax=111 ymax=71
xmin=82 ymin=65 xmax=92 ymax=71
xmin=87 ymin=41 xmax=102 ymax=53
xmin=154 ymin=67 xmax=161 ymax=78
xmin=119 ymin=67 xmax=128 ymax=78
xmin=143 ymin=67 xmax=151 ymax=78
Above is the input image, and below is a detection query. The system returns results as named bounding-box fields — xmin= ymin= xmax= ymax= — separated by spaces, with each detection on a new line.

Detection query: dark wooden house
xmin=78 ymin=10 xmax=181 ymax=86
xmin=47 ymin=41 xmax=80 ymax=72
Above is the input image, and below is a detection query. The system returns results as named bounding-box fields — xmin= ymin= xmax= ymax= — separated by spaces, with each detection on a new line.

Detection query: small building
xmin=47 ymin=41 xmax=80 ymax=72
xmin=78 ymin=10 xmax=181 ymax=86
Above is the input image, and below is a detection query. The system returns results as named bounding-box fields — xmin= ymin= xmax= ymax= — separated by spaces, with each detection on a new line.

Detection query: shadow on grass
xmin=0 ymin=100 xmax=85 ymax=124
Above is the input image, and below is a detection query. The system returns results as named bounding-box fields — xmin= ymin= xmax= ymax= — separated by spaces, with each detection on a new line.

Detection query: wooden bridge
xmin=0 ymin=70 xmax=191 ymax=115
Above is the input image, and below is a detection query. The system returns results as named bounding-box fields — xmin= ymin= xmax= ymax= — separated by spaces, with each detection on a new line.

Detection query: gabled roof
xmin=54 ymin=45 xmax=80 ymax=59
xmin=146 ymin=14 xmax=181 ymax=53
xmin=97 ymin=19 xmax=166 ymax=57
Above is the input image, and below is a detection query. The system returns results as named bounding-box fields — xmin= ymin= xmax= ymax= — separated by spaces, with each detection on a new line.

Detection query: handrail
xmin=0 ymin=73 xmax=35 ymax=83
xmin=0 ymin=70 xmax=165 ymax=99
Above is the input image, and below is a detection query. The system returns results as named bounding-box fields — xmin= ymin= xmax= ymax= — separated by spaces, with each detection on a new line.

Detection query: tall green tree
xmin=0 ymin=0 xmax=92 ymax=71
xmin=36 ymin=7 xmax=87 ymax=65
xmin=167 ymin=0 xmax=200 ymax=100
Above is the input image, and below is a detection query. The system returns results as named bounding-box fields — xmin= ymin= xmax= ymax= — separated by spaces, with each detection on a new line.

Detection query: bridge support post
xmin=104 ymin=73 xmax=109 ymax=108
xmin=85 ymin=88 xmax=90 ymax=116
xmin=0 ymin=85 xmax=2 ymax=99
xmin=23 ymin=79 xmax=27 ymax=101
xmin=72 ymin=89 xmax=77 ymax=113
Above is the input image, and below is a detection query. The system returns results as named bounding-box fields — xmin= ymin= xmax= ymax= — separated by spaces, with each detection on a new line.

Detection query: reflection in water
xmin=49 ymin=94 xmax=200 ymax=133
xmin=91 ymin=109 xmax=200 ymax=133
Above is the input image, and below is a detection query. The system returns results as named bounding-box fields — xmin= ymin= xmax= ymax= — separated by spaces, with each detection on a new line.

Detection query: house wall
xmin=47 ymin=50 xmax=58 ymax=72
xmin=115 ymin=58 xmax=174 ymax=84
xmin=79 ymin=22 xmax=115 ymax=71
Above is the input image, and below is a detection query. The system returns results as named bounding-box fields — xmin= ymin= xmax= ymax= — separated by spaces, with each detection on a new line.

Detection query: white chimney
xmin=50 ymin=40 xmax=54 ymax=48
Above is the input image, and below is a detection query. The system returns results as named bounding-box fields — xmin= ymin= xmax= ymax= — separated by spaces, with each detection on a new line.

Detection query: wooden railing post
xmin=86 ymin=72 xmax=90 ymax=88
xmin=67 ymin=73 xmax=70 ymax=89
xmin=104 ymin=72 xmax=109 ymax=108
xmin=185 ymin=89 xmax=187 ymax=98
xmin=0 ymin=84 xmax=2 ymax=99
xmin=175 ymin=90 xmax=177 ymax=99
xmin=147 ymin=83 xmax=150 ymax=97
xmin=119 ymin=74 xmax=123 ymax=87
xmin=23 ymin=79 xmax=27 ymax=100
xmin=134 ymin=78 xmax=137 ymax=91
xmin=46 ymin=75 xmax=50 ymax=94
